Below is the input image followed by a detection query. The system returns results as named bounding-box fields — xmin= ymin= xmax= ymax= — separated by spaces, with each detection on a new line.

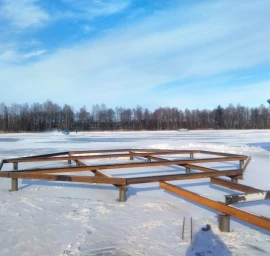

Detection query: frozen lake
xmin=0 ymin=130 xmax=270 ymax=255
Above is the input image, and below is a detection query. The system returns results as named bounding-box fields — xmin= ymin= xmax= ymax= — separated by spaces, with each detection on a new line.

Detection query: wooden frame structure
xmin=1 ymin=148 xmax=269 ymax=231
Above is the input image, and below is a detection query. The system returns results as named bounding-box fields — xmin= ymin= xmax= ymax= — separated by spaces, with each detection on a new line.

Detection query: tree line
xmin=0 ymin=100 xmax=269 ymax=132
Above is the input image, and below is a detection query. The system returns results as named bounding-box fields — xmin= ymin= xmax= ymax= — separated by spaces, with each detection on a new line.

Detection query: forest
xmin=0 ymin=100 xmax=269 ymax=132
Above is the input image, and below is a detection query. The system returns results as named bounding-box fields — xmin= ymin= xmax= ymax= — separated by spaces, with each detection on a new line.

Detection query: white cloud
xmin=0 ymin=49 xmax=46 ymax=62
xmin=0 ymin=0 xmax=270 ymax=109
xmin=61 ymin=0 xmax=130 ymax=19
xmin=0 ymin=0 xmax=49 ymax=29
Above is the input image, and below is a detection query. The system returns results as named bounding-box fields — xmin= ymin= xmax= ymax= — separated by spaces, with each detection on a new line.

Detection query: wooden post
xmin=186 ymin=167 xmax=190 ymax=174
xmin=12 ymin=162 xmax=18 ymax=191
xmin=190 ymin=153 xmax=194 ymax=160
xmin=218 ymin=213 xmax=230 ymax=232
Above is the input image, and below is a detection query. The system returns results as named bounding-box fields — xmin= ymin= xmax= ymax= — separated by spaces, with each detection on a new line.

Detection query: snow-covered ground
xmin=0 ymin=130 xmax=270 ymax=256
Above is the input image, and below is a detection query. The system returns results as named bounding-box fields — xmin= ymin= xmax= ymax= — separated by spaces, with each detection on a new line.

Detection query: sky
xmin=0 ymin=0 xmax=270 ymax=111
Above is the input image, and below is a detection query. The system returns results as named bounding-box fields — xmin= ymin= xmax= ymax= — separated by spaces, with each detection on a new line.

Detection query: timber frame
xmin=1 ymin=148 xmax=269 ymax=232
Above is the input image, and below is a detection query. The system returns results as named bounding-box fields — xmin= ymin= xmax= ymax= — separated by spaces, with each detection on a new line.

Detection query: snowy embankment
xmin=0 ymin=130 xmax=270 ymax=256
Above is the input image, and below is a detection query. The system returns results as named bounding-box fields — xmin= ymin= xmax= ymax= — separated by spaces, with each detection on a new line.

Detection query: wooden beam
xmin=126 ymin=170 xmax=241 ymax=185
xmin=160 ymin=181 xmax=270 ymax=231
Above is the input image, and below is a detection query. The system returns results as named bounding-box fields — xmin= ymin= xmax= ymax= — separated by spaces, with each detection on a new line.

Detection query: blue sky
xmin=0 ymin=0 xmax=270 ymax=110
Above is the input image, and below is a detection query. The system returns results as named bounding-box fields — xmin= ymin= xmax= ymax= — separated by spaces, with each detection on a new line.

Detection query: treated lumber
xmin=160 ymin=181 xmax=270 ymax=231
xmin=210 ymin=177 xmax=262 ymax=193
xmin=126 ymin=170 xmax=241 ymax=185
xmin=0 ymin=172 xmax=126 ymax=185
xmin=7 ymin=157 xmax=247 ymax=175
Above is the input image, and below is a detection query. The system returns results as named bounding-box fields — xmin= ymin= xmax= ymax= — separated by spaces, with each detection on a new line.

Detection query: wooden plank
xmin=210 ymin=178 xmax=262 ymax=193
xmin=0 ymin=172 xmax=126 ymax=185
xmin=225 ymin=191 xmax=270 ymax=205
xmin=160 ymin=181 xmax=270 ymax=231
xmin=7 ymin=157 xmax=247 ymax=174
xmin=126 ymin=170 xmax=241 ymax=185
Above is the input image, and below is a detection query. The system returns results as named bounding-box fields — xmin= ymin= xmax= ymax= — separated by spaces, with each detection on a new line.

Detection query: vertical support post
xmin=119 ymin=186 xmax=127 ymax=202
xmin=12 ymin=162 xmax=18 ymax=191
xmin=186 ymin=167 xmax=190 ymax=174
xmin=67 ymin=154 xmax=71 ymax=164
xmin=147 ymin=157 xmax=151 ymax=162
xmin=231 ymin=177 xmax=238 ymax=183
xmin=190 ymin=153 xmax=194 ymax=160
xmin=76 ymin=160 xmax=80 ymax=167
xmin=129 ymin=151 xmax=134 ymax=160
xmin=218 ymin=213 xmax=230 ymax=232
xmin=240 ymin=160 xmax=244 ymax=172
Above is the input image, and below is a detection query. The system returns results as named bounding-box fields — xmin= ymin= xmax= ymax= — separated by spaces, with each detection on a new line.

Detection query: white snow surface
xmin=0 ymin=130 xmax=270 ymax=256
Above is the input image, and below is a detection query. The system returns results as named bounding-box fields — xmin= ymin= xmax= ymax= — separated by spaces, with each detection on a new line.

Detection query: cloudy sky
xmin=0 ymin=0 xmax=270 ymax=110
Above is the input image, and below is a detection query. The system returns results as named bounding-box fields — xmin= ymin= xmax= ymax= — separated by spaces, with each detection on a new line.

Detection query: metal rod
xmin=190 ymin=217 xmax=193 ymax=244
xmin=160 ymin=181 xmax=270 ymax=231
xmin=182 ymin=217 xmax=185 ymax=240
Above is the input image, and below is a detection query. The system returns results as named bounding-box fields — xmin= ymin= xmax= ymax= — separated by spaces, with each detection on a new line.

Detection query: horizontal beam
xmin=225 ymin=191 xmax=270 ymax=205
xmin=4 ymin=150 xmax=204 ymax=163
xmin=210 ymin=178 xmax=262 ymax=193
xmin=7 ymin=157 xmax=247 ymax=175
xmin=126 ymin=170 xmax=241 ymax=185
xmin=0 ymin=172 xmax=126 ymax=185
xmin=199 ymin=150 xmax=245 ymax=157
xmin=160 ymin=181 xmax=270 ymax=231
xmin=75 ymin=159 xmax=109 ymax=178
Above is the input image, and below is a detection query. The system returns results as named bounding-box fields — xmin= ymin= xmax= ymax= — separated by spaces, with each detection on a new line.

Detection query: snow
xmin=0 ymin=130 xmax=270 ymax=255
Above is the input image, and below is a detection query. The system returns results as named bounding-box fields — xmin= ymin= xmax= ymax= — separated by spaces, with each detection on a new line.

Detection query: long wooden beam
xmin=0 ymin=172 xmax=126 ymax=185
xmin=126 ymin=170 xmax=241 ymax=185
xmin=6 ymin=157 xmax=247 ymax=175
xmin=160 ymin=181 xmax=270 ymax=231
